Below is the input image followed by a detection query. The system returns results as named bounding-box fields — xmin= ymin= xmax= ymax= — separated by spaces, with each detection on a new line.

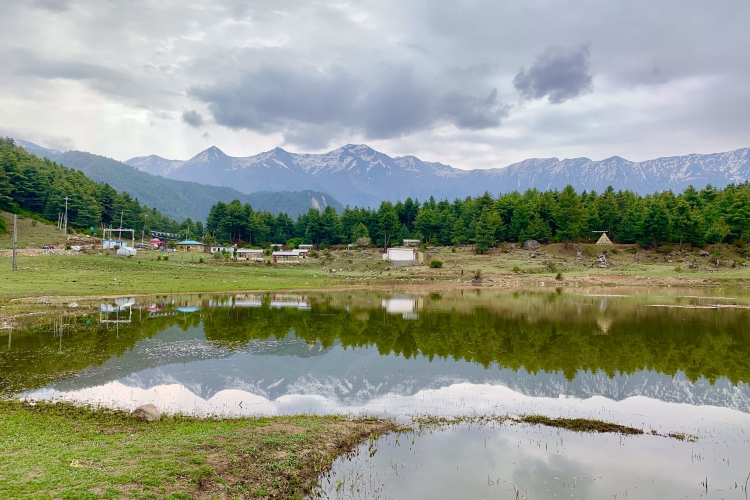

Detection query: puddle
xmin=315 ymin=421 xmax=750 ymax=499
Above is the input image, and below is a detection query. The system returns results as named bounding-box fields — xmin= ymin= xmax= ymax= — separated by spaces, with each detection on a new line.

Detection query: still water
xmin=2 ymin=289 xmax=750 ymax=498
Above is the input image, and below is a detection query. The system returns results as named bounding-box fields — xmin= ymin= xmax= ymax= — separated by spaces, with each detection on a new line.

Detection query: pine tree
xmin=474 ymin=208 xmax=496 ymax=254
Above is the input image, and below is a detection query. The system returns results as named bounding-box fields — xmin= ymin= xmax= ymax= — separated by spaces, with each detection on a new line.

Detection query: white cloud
xmin=0 ymin=0 xmax=748 ymax=165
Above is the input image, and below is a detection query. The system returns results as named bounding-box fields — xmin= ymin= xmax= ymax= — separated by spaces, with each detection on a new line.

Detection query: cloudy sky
xmin=1 ymin=0 xmax=748 ymax=169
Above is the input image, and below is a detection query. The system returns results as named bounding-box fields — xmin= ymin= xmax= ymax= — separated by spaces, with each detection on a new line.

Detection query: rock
xmin=699 ymin=250 xmax=710 ymax=257
xmin=132 ymin=404 xmax=160 ymax=422
xmin=522 ymin=239 xmax=540 ymax=250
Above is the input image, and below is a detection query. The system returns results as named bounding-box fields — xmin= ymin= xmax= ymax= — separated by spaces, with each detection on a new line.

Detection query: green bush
xmin=429 ymin=260 xmax=443 ymax=268
xmin=199 ymin=257 xmax=204 ymax=263
xmin=286 ymin=237 xmax=304 ymax=250
xmin=0 ymin=217 xmax=6 ymax=235
xmin=555 ymin=272 xmax=563 ymax=281
xmin=512 ymin=266 xmax=521 ymax=272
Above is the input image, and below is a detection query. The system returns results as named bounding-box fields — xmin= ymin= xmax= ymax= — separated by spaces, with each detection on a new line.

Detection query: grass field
xmin=0 ymin=212 xmax=80 ymax=249
xmin=0 ymin=400 xmax=396 ymax=499
xmin=2 ymin=210 xmax=749 ymax=303
xmin=1 ymin=241 xmax=749 ymax=304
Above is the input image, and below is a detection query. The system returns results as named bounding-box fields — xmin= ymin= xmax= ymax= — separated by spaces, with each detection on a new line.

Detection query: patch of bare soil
xmin=194 ymin=418 xmax=398 ymax=500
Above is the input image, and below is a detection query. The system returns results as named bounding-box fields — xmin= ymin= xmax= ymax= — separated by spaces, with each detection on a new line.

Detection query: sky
xmin=0 ymin=0 xmax=748 ymax=169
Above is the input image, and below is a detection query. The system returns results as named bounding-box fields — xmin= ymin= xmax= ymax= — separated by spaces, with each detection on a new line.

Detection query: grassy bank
xmin=1 ymin=241 xmax=748 ymax=301
xmin=0 ymin=400 xmax=397 ymax=499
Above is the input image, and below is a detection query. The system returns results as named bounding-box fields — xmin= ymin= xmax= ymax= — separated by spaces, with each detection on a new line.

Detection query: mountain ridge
xmin=16 ymin=141 xmax=343 ymax=221
xmin=125 ymin=144 xmax=750 ymax=206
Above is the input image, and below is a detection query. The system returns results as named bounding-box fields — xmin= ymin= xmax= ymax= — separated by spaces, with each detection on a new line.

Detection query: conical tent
xmin=595 ymin=232 xmax=613 ymax=245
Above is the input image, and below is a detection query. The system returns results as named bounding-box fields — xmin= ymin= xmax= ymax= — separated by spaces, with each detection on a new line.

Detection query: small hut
xmin=594 ymin=231 xmax=613 ymax=245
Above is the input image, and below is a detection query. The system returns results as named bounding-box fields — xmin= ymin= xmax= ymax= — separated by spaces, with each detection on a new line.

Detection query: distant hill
xmin=18 ymin=142 xmax=343 ymax=221
xmin=126 ymin=144 xmax=750 ymax=206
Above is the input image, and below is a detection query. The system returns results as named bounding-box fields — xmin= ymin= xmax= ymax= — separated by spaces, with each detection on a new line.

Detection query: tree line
xmin=0 ymin=138 xmax=179 ymax=235
xmin=206 ymin=183 xmax=750 ymax=251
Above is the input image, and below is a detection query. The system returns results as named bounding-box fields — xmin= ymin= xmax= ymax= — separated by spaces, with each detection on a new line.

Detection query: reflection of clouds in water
xmin=513 ymin=453 xmax=594 ymax=500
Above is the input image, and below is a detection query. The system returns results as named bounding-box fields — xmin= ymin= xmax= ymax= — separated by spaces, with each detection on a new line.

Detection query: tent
xmin=595 ymin=232 xmax=613 ymax=245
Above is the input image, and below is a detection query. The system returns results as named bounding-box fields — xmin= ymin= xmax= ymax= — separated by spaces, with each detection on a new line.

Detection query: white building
xmin=403 ymin=239 xmax=421 ymax=247
xmin=298 ymin=244 xmax=313 ymax=250
xmin=382 ymin=247 xmax=420 ymax=267
xmin=210 ymin=245 xmax=234 ymax=254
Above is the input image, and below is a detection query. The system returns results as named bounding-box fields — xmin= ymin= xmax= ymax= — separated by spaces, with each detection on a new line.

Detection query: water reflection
xmin=1 ymin=289 xmax=750 ymax=418
xmin=316 ymin=418 xmax=750 ymax=499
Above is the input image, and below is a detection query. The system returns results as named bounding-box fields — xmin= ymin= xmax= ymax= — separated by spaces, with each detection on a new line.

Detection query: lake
xmin=3 ymin=288 xmax=750 ymax=498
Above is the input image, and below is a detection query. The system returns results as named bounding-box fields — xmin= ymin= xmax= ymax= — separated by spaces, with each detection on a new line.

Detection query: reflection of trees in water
xmin=2 ymin=298 xmax=750 ymax=396
xmin=204 ymin=303 xmax=750 ymax=384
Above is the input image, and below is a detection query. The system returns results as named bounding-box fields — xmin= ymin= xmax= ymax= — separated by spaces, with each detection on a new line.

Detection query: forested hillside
xmin=205 ymin=184 xmax=750 ymax=251
xmin=27 ymin=149 xmax=342 ymax=221
xmin=0 ymin=138 xmax=179 ymax=234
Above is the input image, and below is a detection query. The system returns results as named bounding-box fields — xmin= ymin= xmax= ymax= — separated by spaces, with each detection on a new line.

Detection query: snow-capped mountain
xmin=125 ymin=144 xmax=750 ymax=206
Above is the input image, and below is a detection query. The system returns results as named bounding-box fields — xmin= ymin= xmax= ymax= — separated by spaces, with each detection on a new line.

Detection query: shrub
xmin=286 ymin=237 xmax=304 ymax=250
xmin=473 ymin=269 xmax=482 ymax=280
xmin=656 ymin=244 xmax=674 ymax=254
xmin=512 ymin=266 xmax=521 ymax=272
xmin=429 ymin=260 xmax=443 ymax=268
xmin=451 ymin=247 xmax=457 ymax=253
xmin=309 ymin=250 xmax=319 ymax=258
xmin=555 ymin=272 xmax=563 ymax=281
xmin=31 ymin=220 xmax=38 ymax=227
xmin=610 ymin=248 xmax=620 ymax=255
xmin=65 ymin=245 xmax=71 ymax=250
xmin=674 ymin=265 xmax=682 ymax=272
xmin=199 ymin=257 xmax=204 ymax=263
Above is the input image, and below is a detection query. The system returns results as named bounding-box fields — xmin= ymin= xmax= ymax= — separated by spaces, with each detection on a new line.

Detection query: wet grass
xmin=409 ymin=413 xmax=695 ymax=439
xmin=0 ymin=400 xmax=397 ymax=499
xmin=519 ymin=415 xmax=643 ymax=435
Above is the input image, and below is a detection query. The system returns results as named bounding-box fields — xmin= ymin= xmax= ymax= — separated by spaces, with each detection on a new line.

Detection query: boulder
xmin=132 ymin=404 xmax=160 ymax=422
xmin=699 ymin=250 xmax=710 ymax=257
xmin=522 ymin=239 xmax=540 ymax=250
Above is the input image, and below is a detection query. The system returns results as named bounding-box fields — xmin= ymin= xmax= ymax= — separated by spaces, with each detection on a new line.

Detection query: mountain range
xmin=125 ymin=144 xmax=750 ymax=207
xmin=17 ymin=141 xmax=342 ymax=221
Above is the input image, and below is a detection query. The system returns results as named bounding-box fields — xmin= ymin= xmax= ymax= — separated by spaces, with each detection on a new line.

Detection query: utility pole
xmin=119 ymin=211 xmax=124 ymax=229
xmin=11 ymin=214 xmax=17 ymax=271
xmin=63 ymin=196 xmax=70 ymax=234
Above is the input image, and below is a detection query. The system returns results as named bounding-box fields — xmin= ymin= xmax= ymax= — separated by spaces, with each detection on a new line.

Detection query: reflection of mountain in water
xmin=49 ymin=341 xmax=750 ymax=413
xmin=6 ymin=290 xmax=750 ymax=413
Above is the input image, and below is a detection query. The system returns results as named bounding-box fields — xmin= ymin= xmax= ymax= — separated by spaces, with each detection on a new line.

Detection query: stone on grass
xmin=133 ymin=404 xmax=160 ymax=422
xmin=522 ymin=239 xmax=540 ymax=250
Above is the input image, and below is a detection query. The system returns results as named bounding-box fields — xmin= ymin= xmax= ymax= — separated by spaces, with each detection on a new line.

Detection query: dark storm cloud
xmin=189 ymin=64 xmax=507 ymax=147
xmin=439 ymin=89 xmax=509 ymax=130
xmin=181 ymin=109 xmax=204 ymax=128
xmin=514 ymin=45 xmax=593 ymax=104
